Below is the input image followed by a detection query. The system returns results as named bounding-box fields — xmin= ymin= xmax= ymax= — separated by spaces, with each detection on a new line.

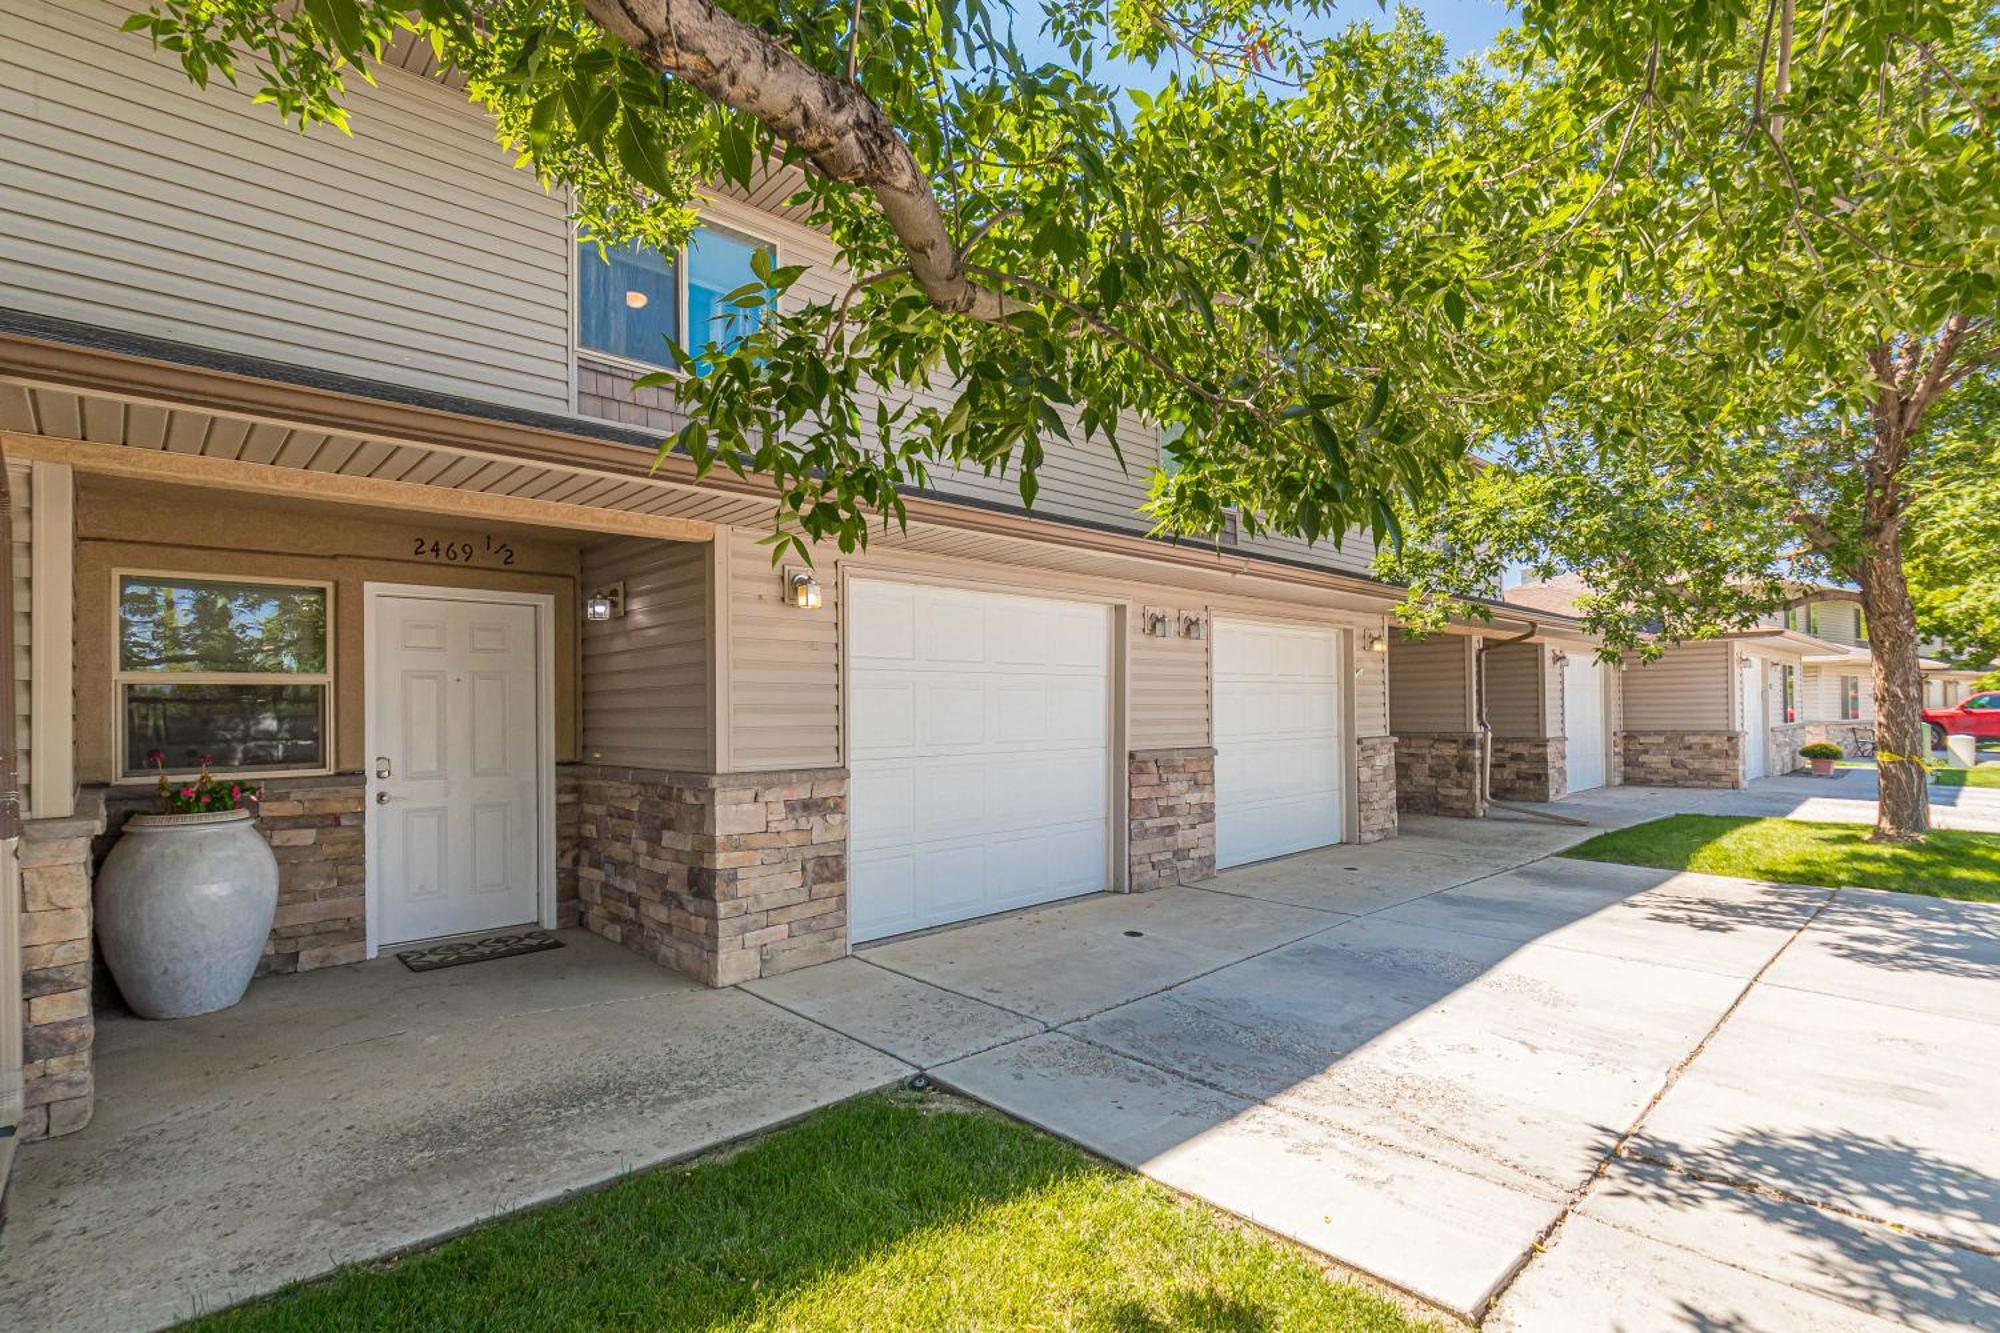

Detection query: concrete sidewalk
xmin=755 ymin=814 xmax=2000 ymax=1330
xmin=0 ymin=932 xmax=909 ymax=1333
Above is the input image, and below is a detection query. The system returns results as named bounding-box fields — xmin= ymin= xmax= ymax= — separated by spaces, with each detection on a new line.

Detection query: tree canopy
xmin=123 ymin=0 xmax=1553 ymax=562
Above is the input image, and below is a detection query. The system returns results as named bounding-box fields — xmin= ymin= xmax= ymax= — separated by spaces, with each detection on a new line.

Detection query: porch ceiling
xmin=0 ymin=378 xmax=749 ymax=542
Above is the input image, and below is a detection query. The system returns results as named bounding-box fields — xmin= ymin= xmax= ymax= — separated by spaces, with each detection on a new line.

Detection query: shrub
xmin=1799 ymin=741 xmax=1845 ymax=760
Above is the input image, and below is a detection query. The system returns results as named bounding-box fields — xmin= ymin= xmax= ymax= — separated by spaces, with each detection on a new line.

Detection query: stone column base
xmin=570 ymin=764 xmax=848 ymax=988
xmin=1620 ymin=731 xmax=1743 ymax=788
xmin=1489 ymin=736 xmax=1567 ymax=803
xmin=1805 ymin=721 xmax=1876 ymax=759
xmin=1395 ymin=732 xmax=1489 ymax=817
xmin=1128 ymin=748 xmax=1216 ymax=891
xmin=1355 ymin=736 xmax=1398 ymax=842
xmin=19 ymin=794 xmax=106 ymax=1141
xmin=1768 ymin=721 xmax=1812 ymax=775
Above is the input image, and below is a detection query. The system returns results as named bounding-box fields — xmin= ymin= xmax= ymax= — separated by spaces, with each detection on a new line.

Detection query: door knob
xmin=375 ymin=791 xmax=394 ymax=805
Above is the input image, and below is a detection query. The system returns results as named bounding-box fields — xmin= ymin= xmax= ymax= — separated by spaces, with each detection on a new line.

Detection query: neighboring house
xmin=1507 ymin=576 xmax=1834 ymax=787
xmin=0 ymin=0 xmax=1605 ymax=1154
xmin=1760 ymin=585 xmax=1995 ymax=750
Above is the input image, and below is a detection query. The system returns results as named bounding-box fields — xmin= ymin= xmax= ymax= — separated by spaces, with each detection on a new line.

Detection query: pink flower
xmin=146 ymin=749 xmax=166 ymax=767
xmin=230 ymin=785 xmax=241 ymax=799
xmin=180 ymin=787 xmax=195 ymax=799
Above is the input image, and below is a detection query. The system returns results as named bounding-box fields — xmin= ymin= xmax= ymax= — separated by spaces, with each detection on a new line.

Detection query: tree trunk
xmin=1857 ymin=533 xmax=1931 ymax=842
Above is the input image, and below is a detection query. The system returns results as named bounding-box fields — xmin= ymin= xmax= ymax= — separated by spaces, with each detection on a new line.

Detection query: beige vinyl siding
xmin=1483 ymin=641 xmax=1546 ymax=737
xmin=1 ymin=0 xmax=572 ymax=411
xmin=580 ymin=540 xmax=711 ymax=770
xmin=1129 ymin=617 xmax=1209 ymax=750
xmin=1622 ymin=641 xmax=1732 ymax=730
xmin=725 ymin=527 xmax=840 ymax=770
xmin=715 ymin=519 xmax=1392 ymax=770
xmin=1389 ymin=635 xmax=1475 ymax=733
xmin=601 ymin=201 xmax=1380 ymax=580
xmin=8 ymin=462 xmax=28 ymax=810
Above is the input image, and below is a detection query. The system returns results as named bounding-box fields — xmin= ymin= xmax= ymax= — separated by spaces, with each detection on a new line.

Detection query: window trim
xmin=572 ymin=219 xmax=782 ymax=376
xmin=111 ymin=568 xmax=337 ymax=784
xmin=1839 ymin=673 xmax=1861 ymax=721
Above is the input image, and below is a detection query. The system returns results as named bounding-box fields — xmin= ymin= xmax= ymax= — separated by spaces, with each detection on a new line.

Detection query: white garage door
xmin=1563 ymin=654 xmax=1609 ymax=793
xmin=1213 ymin=619 xmax=1343 ymax=869
xmin=847 ymin=580 xmax=1110 ymax=943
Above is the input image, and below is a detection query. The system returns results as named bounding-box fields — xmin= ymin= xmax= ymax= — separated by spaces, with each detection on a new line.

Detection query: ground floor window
xmin=1781 ymin=664 xmax=1797 ymax=722
xmin=115 ymin=573 xmax=333 ymax=778
xmin=1840 ymin=674 xmax=1861 ymax=721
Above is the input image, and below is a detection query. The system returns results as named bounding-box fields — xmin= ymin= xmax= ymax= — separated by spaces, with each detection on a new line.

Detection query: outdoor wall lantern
xmin=585 ymin=581 xmax=625 ymax=621
xmin=785 ymin=567 xmax=823 ymax=611
xmin=1363 ymin=631 xmax=1388 ymax=654
xmin=1142 ymin=607 xmax=1172 ymax=638
xmin=1178 ymin=611 xmax=1208 ymax=641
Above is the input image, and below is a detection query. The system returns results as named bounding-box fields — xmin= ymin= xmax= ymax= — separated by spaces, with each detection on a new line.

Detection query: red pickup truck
xmin=1926 ymin=691 xmax=2000 ymax=748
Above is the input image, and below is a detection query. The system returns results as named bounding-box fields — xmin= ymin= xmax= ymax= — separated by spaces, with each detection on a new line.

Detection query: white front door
xmin=1212 ymin=619 xmax=1343 ymax=868
xmin=369 ymin=589 xmax=546 ymax=946
xmin=847 ymin=579 xmax=1111 ymax=944
xmin=1563 ymin=655 xmax=1609 ymax=793
xmin=1741 ymin=656 xmax=1768 ymax=781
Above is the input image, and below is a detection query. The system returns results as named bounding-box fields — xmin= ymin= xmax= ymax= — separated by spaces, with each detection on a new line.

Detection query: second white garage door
xmin=1213 ymin=619 xmax=1344 ymax=868
xmin=1563 ymin=654 xmax=1610 ymax=793
xmin=847 ymin=580 xmax=1111 ymax=943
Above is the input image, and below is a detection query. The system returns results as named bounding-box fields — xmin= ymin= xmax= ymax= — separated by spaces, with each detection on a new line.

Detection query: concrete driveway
xmin=752 ymin=808 xmax=2000 ymax=1330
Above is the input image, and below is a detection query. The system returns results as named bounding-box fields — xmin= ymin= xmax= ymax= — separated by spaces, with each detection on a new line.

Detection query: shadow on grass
xmin=1619 ymin=1127 xmax=2000 ymax=1330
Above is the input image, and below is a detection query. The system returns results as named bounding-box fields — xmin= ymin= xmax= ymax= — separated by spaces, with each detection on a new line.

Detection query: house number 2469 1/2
xmin=411 ymin=534 xmax=517 ymax=566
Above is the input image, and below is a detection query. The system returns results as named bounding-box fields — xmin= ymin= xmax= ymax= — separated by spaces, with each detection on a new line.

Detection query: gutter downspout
xmin=1476 ymin=622 xmax=1594 ymax=827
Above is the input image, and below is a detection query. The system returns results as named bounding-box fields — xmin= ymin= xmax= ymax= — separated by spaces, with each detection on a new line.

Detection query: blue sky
xmin=1014 ymin=1 xmax=1517 ymax=88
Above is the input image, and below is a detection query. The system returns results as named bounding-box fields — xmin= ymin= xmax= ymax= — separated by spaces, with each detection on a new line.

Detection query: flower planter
xmin=1809 ymin=757 xmax=1836 ymax=777
xmin=96 ymin=807 xmax=279 ymax=1020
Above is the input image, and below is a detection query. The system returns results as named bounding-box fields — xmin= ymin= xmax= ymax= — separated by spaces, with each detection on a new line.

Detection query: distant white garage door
xmin=847 ymin=580 xmax=1111 ymax=943
xmin=1213 ymin=619 xmax=1344 ymax=869
xmin=1563 ymin=654 xmax=1610 ymax=793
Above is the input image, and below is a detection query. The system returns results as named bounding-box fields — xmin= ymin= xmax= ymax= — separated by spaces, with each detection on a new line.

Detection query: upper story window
xmin=116 ymin=574 xmax=332 ymax=779
xmin=576 ymin=223 xmax=774 ymax=372
xmin=1853 ymin=605 xmax=1867 ymax=642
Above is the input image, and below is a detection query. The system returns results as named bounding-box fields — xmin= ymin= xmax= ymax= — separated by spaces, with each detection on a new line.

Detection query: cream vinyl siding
xmin=1622 ymin=641 xmax=1732 ymax=730
xmin=1129 ymin=617 xmax=1209 ymax=750
xmin=714 ymin=522 xmax=1391 ymax=772
xmin=1388 ymin=635 xmax=1475 ymax=733
xmin=7 ymin=462 xmax=28 ymax=810
xmin=580 ymin=540 xmax=711 ymax=770
xmin=686 ymin=208 xmax=1379 ymax=580
xmin=1 ymin=0 xmax=572 ymax=411
xmin=1483 ymin=641 xmax=1546 ymax=737
xmin=726 ymin=527 xmax=841 ymax=770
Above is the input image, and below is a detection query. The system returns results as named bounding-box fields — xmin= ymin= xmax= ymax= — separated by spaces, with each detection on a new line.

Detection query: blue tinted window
xmin=685 ymin=226 xmax=769 ymax=371
xmin=577 ymin=240 xmax=679 ymax=365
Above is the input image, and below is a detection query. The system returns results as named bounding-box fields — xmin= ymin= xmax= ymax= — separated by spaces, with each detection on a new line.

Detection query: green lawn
xmin=1933 ymin=766 xmax=2000 ymax=789
xmin=184 ymin=1093 xmax=1433 ymax=1332
xmin=1563 ymin=815 xmax=2000 ymax=901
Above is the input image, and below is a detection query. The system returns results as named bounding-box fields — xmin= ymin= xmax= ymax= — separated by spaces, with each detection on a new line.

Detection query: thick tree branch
xmin=583 ymin=0 xmax=1021 ymax=322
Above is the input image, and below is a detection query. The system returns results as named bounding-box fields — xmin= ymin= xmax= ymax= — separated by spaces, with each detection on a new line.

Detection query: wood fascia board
xmin=0 ymin=434 xmax=714 ymax=544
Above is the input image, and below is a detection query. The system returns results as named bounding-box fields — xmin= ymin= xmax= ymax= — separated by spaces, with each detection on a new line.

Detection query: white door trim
xmin=362 ymin=582 xmax=558 ymax=958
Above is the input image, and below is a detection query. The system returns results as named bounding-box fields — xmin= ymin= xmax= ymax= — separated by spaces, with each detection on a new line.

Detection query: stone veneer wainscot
xmin=1395 ymin=732 xmax=1489 ymax=817
xmin=1620 ymin=731 xmax=1743 ymax=788
xmin=1355 ymin=736 xmax=1399 ymax=842
xmin=569 ymin=765 xmax=847 ymax=987
xmin=1488 ymin=736 xmax=1568 ymax=804
xmin=1127 ymin=748 xmax=1216 ymax=891
xmin=17 ymin=793 xmax=105 ymax=1141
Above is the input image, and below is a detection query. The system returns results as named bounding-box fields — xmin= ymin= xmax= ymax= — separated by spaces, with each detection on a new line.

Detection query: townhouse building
xmin=0 ymin=0 xmax=1616 ymax=1155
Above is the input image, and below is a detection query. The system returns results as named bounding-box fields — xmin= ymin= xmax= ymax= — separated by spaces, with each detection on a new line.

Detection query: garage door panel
xmin=851 ymin=583 xmax=916 ymax=661
xmin=1214 ymin=619 xmax=1344 ymax=869
xmin=849 ymin=580 xmax=1111 ymax=943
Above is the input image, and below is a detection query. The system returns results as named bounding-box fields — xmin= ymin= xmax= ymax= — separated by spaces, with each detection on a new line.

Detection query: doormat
xmin=396 ymin=930 xmax=565 ymax=973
